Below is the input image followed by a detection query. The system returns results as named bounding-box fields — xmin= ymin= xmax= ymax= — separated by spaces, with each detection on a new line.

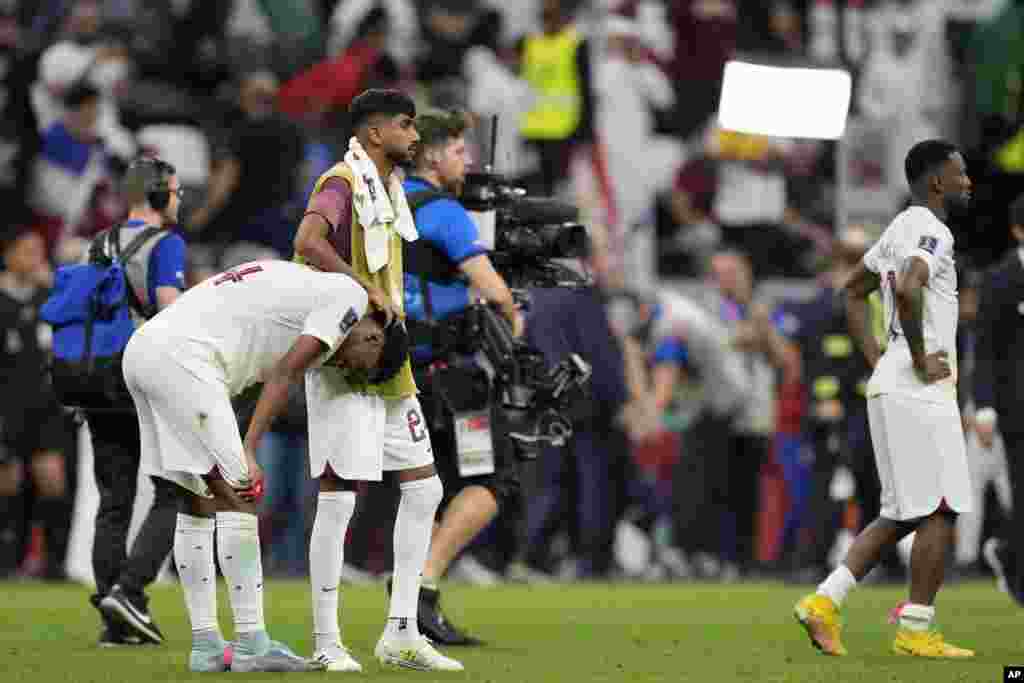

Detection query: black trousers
xmin=672 ymin=412 xmax=766 ymax=569
xmin=87 ymin=410 xmax=178 ymax=603
xmin=1003 ymin=430 xmax=1024 ymax=596
xmin=673 ymin=412 xmax=733 ymax=558
xmin=795 ymin=413 xmax=902 ymax=574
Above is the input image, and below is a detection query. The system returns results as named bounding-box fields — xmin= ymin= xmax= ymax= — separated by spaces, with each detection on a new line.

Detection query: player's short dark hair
xmin=349 ymin=89 xmax=416 ymax=131
xmin=1009 ymin=193 xmax=1024 ymax=228
xmin=904 ymin=139 xmax=958 ymax=188
xmin=369 ymin=312 xmax=409 ymax=384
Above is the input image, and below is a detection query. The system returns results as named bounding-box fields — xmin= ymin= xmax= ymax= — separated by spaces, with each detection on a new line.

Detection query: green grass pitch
xmin=1 ymin=579 xmax=1019 ymax=682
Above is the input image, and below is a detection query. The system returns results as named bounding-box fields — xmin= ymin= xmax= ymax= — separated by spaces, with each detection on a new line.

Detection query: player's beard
xmin=944 ymin=191 xmax=971 ymax=218
xmin=387 ymin=143 xmax=415 ymax=167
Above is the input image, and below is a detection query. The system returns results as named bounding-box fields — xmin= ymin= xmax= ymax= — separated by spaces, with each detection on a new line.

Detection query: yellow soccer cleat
xmin=794 ymin=594 xmax=848 ymax=656
xmin=893 ymin=629 xmax=975 ymax=658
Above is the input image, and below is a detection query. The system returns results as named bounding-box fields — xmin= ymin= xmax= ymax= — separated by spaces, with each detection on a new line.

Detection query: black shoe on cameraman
xmin=91 ymin=593 xmax=147 ymax=647
xmin=99 ymin=584 xmax=165 ymax=644
xmin=386 ymin=578 xmax=484 ymax=646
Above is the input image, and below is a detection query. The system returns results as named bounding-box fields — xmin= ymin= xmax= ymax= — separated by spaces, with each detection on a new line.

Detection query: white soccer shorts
xmin=306 ymin=366 xmax=434 ymax=481
xmin=867 ymin=393 xmax=972 ymax=521
xmin=123 ymin=329 xmax=250 ymax=499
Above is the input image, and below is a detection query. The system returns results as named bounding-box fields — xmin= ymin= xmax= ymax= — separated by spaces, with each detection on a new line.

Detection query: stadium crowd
xmin=0 ymin=0 xmax=1022 ymax=616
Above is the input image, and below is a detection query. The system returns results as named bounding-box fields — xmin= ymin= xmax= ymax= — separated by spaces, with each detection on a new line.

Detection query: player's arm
xmin=242 ymin=335 xmax=326 ymax=455
xmin=842 ymin=261 xmax=882 ymax=368
xmin=895 ymin=256 xmax=933 ymax=368
xmin=294 ymin=177 xmax=396 ymax=321
xmin=293 ymin=177 xmax=363 ymax=281
xmin=459 ymin=254 xmax=522 ymax=336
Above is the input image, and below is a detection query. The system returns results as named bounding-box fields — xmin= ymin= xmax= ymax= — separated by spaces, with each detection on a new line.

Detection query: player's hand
xmin=366 ymin=286 xmax=400 ymax=326
xmin=976 ymin=419 xmax=996 ymax=450
xmin=238 ymin=448 xmax=265 ymax=503
xmin=912 ymin=350 xmax=951 ymax=384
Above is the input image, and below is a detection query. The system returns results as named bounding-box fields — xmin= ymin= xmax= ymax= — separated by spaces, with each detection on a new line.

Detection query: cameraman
xmin=401 ymin=110 xmax=523 ymax=646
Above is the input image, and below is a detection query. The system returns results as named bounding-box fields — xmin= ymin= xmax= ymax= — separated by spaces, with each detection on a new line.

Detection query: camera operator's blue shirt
xmin=403 ymin=176 xmax=490 ymax=363
xmin=123 ymin=218 xmax=187 ymax=306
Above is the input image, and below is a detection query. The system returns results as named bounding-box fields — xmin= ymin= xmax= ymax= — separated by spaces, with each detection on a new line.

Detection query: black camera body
xmin=460 ymin=172 xmax=590 ymax=291
xmin=408 ymin=171 xmax=592 ymax=459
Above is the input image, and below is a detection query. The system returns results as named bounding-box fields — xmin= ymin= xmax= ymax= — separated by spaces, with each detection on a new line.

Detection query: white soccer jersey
xmin=140 ymin=260 xmax=368 ymax=395
xmin=863 ymin=206 xmax=958 ymax=404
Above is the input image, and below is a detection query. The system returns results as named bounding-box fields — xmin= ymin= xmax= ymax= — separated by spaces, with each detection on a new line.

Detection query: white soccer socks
xmin=898 ymin=603 xmax=936 ymax=632
xmin=309 ymin=491 xmax=357 ymax=652
xmin=174 ymin=514 xmax=220 ymax=636
xmin=817 ymin=564 xmax=857 ymax=607
xmin=216 ymin=511 xmax=267 ymax=652
xmin=384 ymin=475 xmax=443 ymax=642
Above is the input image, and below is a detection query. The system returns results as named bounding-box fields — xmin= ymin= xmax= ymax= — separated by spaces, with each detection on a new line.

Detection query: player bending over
xmin=122 ymin=260 xmax=406 ymax=672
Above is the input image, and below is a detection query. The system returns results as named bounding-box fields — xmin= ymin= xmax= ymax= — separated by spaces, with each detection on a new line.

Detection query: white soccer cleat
xmin=313 ymin=642 xmax=363 ymax=672
xmin=374 ymin=636 xmax=465 ymax=672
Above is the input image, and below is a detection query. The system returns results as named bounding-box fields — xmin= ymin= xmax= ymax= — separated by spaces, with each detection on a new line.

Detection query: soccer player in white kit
xmin=795 ymin=140 xmax=976 ymax=658
xmin=122 ymin=260 xmax=405 ymax=672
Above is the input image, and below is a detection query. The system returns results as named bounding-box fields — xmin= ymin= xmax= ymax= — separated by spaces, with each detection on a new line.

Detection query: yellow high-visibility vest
xmin=520 ymin=28 xmax=583 ymax=140
xmin=297 ymin=162 xmax=416 ymax=399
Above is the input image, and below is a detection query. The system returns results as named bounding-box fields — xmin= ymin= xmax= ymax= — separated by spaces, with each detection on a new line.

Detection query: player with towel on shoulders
xmin=292 ymin=89 xmax=463 ymax=673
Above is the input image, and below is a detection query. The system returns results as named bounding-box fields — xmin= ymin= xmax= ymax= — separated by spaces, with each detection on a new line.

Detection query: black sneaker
xmin=418 ymin=584 xmax=483 ymax=646
xmin=91 ymin=595 xmax=146 ymax=647
xmin=386 ymin=578 xmax=483 ymax=646
xmin=98 ymin=627 xmax=147 ymax=647
xmin=99 ymin=584 xmax=165 ymax=644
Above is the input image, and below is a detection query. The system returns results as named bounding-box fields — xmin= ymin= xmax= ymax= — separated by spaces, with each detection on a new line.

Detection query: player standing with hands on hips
xmin=795 ymin=140 xmax=975 ymax=658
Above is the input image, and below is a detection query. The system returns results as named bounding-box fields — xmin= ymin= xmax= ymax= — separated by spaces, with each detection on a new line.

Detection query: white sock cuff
xmin=399 ymin=474 xmax=443 ymax=493
xmin=835 ymin=564 xmax=856 ymax=584
xmin=177 ymin=513 xmax=215 ymax=533
xmin=216 ymin=511 xmax=258 ymax=531
xmin=901 ymin=603 xmax=935 ymax=619
xmin=318 ymin=490 xmax=356 ymax=503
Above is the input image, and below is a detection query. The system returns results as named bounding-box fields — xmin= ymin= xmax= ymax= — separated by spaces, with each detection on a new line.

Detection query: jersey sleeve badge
xmin=340 ymin=307 xmax=359 ymax=335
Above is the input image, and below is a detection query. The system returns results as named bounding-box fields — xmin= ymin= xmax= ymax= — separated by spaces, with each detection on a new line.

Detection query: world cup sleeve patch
xmin=918 ymin=235 xmax=938 ymax=254
xmin=340 ymin=307 xmax=358 ymax=334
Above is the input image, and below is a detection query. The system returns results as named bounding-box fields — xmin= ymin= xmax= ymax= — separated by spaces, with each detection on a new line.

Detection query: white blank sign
xmin=718 ymin=61 xmax=852 ymax=140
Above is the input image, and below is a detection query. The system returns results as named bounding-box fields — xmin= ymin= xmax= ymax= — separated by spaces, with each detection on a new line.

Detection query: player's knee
xmin=400 ymin=472 xmax=444 ymax=511
xmin=30 ymin=452 xmax=66 ymax=498
xmin=0 ymin=461 xmax=23 ymax=496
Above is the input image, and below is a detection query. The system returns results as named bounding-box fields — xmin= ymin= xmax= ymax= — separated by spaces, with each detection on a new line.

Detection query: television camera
xmin=407 ymin=116 xmax=595 ymax=458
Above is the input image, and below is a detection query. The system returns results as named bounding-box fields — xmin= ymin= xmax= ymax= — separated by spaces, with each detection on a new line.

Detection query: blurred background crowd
xmin=0 ymin=0 xmax=1022 ymax=588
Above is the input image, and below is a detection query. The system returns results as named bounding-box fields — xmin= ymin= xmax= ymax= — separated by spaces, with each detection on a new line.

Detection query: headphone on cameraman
xmin=126 ymin=156 xmax=177 ymax=210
